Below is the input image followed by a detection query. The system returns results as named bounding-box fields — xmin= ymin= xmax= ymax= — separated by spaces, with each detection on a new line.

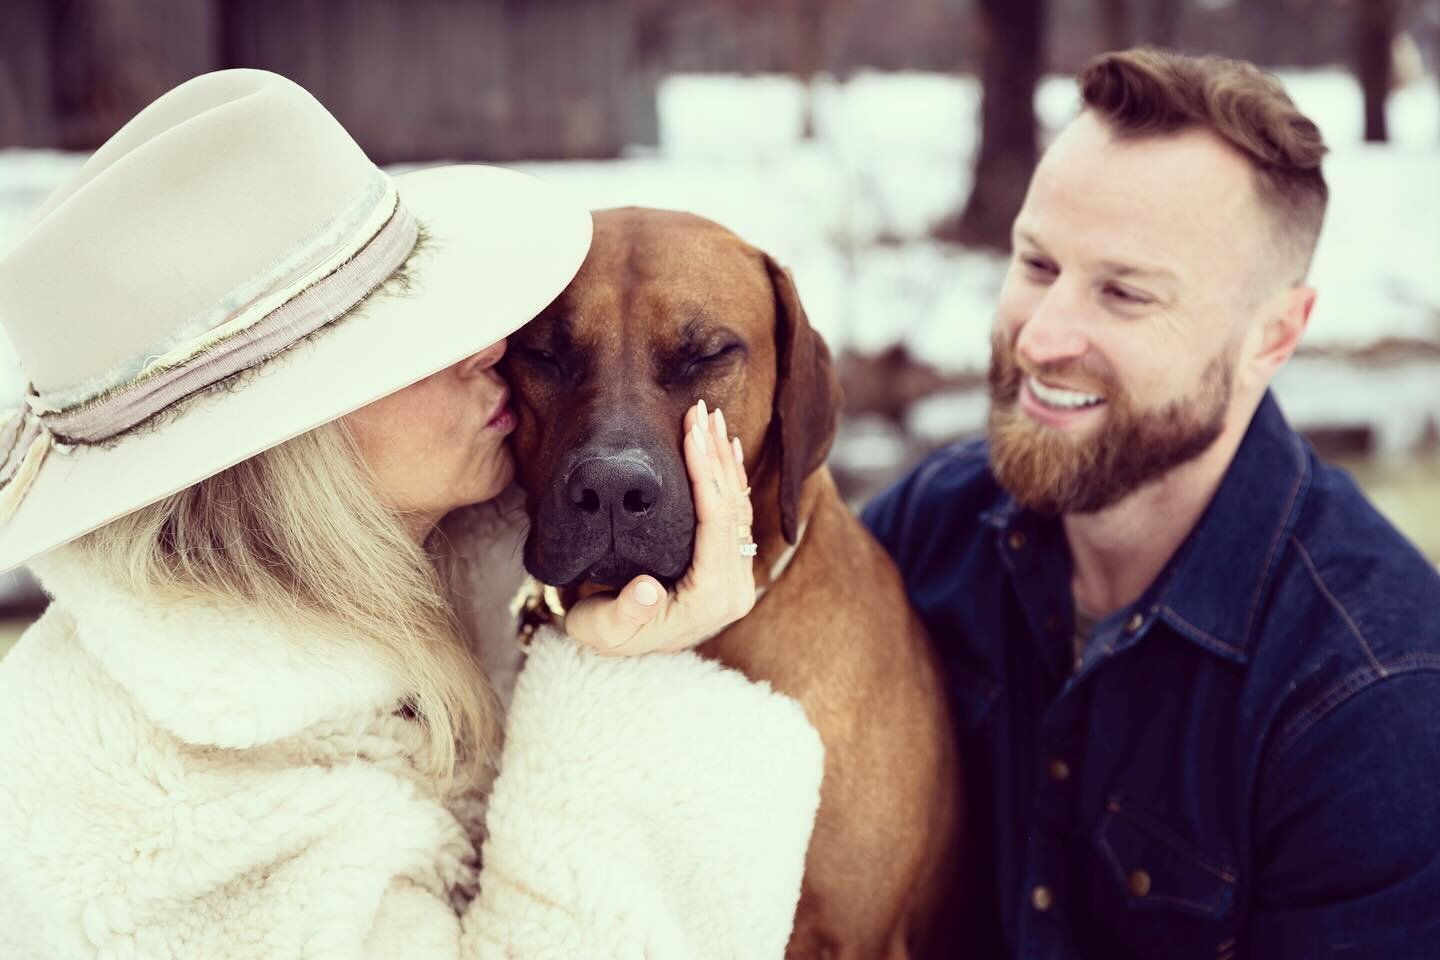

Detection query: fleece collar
xmin=29 ymin=544 xmax=410 ymax=749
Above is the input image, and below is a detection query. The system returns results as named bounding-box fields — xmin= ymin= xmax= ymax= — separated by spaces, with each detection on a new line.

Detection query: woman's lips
xmin=485 ymin=387 xmax=516 ymax=432
xmin=486 ymin=407 xmax=517 ymax=433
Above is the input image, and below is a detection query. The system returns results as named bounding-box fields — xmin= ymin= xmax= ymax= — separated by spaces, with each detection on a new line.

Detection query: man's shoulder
xmin=859 ymin=437 xmax=1008 ymax=585
xmin=866 ymin=436 xmax=1000 ymax=514
xmin=1256 ymin=455 xmax=1440 ymax=696
xmin=860 ymin=438 xmax=1002 ymax=544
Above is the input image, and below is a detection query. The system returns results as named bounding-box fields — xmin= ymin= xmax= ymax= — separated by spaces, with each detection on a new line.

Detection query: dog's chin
xmin=525 ymin=544 xmax=686 ymax=591
xmin=581 ymin=555 xmax=651 ymax=589
xmin=580 ymin=553 xmax=687 ymax=590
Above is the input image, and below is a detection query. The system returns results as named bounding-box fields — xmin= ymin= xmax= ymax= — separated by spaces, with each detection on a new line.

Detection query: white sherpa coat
xmin=0 ymin=501 xmax=824 ymax=960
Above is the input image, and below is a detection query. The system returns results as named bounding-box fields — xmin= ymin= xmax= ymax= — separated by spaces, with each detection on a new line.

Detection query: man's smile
xmin=1019 ymin=375 xmax=1108 ymax=429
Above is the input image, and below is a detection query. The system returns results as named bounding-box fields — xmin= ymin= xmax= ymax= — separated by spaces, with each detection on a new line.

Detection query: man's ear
xmin=765 ymin=254 xmax=842 ymax=545
xmin=1248 ymin=285 xmax=1315 ymax=384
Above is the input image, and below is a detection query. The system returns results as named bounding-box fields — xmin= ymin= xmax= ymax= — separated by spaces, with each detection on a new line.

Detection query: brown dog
xmin=503 ymin=208 xmax=965 ymax=959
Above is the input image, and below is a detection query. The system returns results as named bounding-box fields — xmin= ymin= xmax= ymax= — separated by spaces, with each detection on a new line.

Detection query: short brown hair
xmin=1078 ymin=47 xmax=1328 ymax=281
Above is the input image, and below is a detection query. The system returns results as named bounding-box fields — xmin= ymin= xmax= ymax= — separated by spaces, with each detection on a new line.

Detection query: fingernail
xmin=698 ymin=398 xmax=708 ymax=422
xmin=732 ymin=436 xmax=744 ymax=465
xmin=693 ymin=415 xmax=708 ymax=454
xmin=635 ymin=580 xmax=659 ymax=606
xmin=714 ymin=407 xmax=726 ymax=438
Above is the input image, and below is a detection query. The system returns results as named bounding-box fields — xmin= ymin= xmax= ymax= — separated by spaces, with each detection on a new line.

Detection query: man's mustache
xmin=988 ymin=333 xmax=1118 ymax=401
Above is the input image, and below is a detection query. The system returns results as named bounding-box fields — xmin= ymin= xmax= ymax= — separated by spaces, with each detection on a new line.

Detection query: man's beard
xmin=986 ymin=330 xmax=1233 ymax=516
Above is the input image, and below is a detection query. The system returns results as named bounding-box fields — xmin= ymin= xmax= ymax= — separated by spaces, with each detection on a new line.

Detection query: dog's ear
xmin=765 ymin=254 xmax=841 ymax=545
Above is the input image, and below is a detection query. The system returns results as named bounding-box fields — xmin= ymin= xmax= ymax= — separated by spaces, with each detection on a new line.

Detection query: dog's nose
xmin=567 ymin=456 xmax=660 ymax=518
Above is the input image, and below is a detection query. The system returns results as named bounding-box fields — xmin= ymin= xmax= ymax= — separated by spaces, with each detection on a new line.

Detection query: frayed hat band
xmin=0 ymin=198 xmax=418 ymax=520
xmin=0 ymin=407 xmax=52 ymax=524
xmin=41 ymin=201 xmax=418 ymax=446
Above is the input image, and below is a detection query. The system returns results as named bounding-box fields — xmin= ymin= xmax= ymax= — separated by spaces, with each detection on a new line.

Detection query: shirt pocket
xmin=1088 ymin=795 xmax=1239 ymax=959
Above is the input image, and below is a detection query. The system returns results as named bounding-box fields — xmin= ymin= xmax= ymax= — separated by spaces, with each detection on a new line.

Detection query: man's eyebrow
xmin=1096 ymin=260 xmax=1179 ymax=285
xmin=1014 ymin=227 xmax=1045 ymax=251
xmin=1015 ymin=228 xmax=1178 ymax=285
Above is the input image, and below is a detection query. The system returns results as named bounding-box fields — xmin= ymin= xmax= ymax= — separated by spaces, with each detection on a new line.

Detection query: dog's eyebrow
xmin=675 ymin=304 xmax=725 ymax=347
xmin=545 ymin=309 xmax=576 ymax=349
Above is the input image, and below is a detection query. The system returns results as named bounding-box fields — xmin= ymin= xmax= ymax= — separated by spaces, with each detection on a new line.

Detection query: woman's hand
xmin=564 ymin=399 xmax=756 ymax=656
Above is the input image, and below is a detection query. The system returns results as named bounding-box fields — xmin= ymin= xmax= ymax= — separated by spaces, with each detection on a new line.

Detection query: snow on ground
xmin=1 ymin=69 xmax=1437 ymax=446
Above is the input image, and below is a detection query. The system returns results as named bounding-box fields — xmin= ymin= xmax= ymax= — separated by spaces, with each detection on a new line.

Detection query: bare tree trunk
xmin=1097 ymin=0 xmax=1130 ymax=52
xmin=0 ymin=0 xmax=55 ymax=147
xmin=793 ymin=0 xmax=833 ymax=140
xmin=1151 ymin=0 xmax=1183 ymax=48
xmin=1352 ymin=0 xmax=1397 ymax=142
xmin=938 ymin=0 xmax=1044 ymax=251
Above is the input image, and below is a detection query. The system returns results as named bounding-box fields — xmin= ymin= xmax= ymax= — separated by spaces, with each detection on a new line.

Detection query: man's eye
xmin=1022 ymin=255 xmax=1057 ymax=277
xmin=1104 ymin=285 xmax=1151 ymax=305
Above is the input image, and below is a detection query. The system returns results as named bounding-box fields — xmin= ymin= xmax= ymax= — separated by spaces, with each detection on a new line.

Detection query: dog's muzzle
xmin=525 ymin=440 xmax=695 ymax=589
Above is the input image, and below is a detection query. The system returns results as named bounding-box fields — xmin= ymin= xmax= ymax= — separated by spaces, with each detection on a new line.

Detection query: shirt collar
xmin=1149 ymin=392 xmax=1311 ymax=662
xmin=983 ymin=392 xmax=1312 ymax=665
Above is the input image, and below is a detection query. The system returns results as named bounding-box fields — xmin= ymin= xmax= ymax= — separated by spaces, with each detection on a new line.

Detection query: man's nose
xmin=1014 ymin=284 xmax=1089 ymax=368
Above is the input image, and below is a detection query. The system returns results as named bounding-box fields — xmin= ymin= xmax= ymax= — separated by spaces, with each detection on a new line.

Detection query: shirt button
xmin=1031 ymin=885 xmax=1054 ymax=912
xmin=1046 ymin=758 xmax=1071 ymax=782
xmin=1125 ymin=612 xmax=1144 ymax=634
xmin=1008 ymin=531 xmax=1027 ymax=550
xmin=1128 ymin=869 xmax=1152 ymax=897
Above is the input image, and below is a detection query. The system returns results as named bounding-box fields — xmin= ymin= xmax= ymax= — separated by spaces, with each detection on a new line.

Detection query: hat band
xmin=40 ymin=199 xmax=418 ymax=446
xmin=0 ymin=409 xmax=51 ymax=523
xmin=0 ymin=196 xmax=418 ymax=523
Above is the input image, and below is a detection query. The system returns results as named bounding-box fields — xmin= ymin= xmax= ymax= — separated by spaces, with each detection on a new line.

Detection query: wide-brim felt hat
xmin=0 ymin=69 xmax=592 ymax=572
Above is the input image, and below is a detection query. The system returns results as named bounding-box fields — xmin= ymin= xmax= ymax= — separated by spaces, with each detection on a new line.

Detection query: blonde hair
xmin=77 ymin=418 xmax=496 ymax=793
xmin=1078 ymin=47 xmax=1328 ymax=280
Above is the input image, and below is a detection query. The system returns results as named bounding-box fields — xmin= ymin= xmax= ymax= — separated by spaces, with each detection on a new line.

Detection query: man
xmin=862 ymin=48 xmax=1440 ymax=958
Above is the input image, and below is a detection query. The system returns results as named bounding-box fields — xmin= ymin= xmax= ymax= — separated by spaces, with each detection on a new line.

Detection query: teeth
xmin=1028 ymin=376 xmax=1104 ymax=410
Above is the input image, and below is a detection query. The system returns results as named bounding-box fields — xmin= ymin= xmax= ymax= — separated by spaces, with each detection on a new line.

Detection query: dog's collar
xmin=753 ymin=519 xmax=808 ymax=605
xmin=513 ymin=579 xmax=564 ymax=648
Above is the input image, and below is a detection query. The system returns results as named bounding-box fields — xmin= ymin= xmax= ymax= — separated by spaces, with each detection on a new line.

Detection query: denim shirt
xmin=860 ymin=393 xmax=1440 ymax=959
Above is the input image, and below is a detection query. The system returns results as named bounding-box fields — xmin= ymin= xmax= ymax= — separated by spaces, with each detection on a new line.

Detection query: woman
xmin=0 ymin=71 xmax=823 ymax=958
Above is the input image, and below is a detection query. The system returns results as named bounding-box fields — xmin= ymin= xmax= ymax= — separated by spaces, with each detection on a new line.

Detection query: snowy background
xmin=7 ymin=70 xmax=1436 ymax=437
xmin=0 ymin=69 xmax=1437 ymax=593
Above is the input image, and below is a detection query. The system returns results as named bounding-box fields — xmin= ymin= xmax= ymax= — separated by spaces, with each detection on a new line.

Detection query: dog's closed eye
xmin=683 ymin=342 xmax=744 ymax=376
xmin=515 ymin=345 xmax=566 ymax=379
xmin=660 ymin=341 xmax=746 ymax=386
